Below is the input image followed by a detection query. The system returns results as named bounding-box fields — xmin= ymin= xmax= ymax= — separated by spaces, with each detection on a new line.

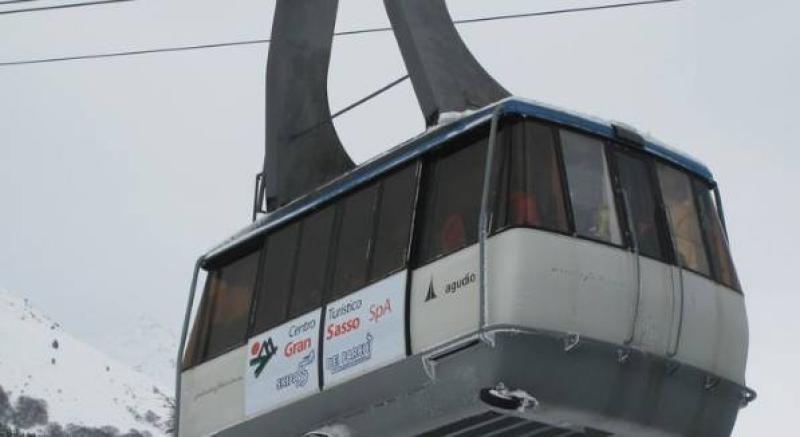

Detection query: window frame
xmin=321 ymin=162 xmax=421 ymax=304
xmin=606 ymin=143 xmax=675 ymax=264
xmin=189 ymin=244 xmax=263 ymax=368
xmin=183 ymin=273 xmax=214 ymax=370
xmin=365 ymin=162 xmax=422 ymax=283
xmin=556 ymin=126 xmax=627 ymax=250
xmin=287 ymin=204 xmax=338 ymax=320
xmin=247 ymin=221 xmax=301 ymax=338
xmin=691 ymin=178 xmax=742 ymax=292
xmin=484 ymin=114 xmax=743 ymax=291
xmin=411 ymin=125 xmax=492 ymax=268
xmin=328 ymin=182 xmax=380 ymax=302
xmin=656 ymin=161 xmax=719 ymax=281
xmin=490 ymin=117 xmax=573 ymax=239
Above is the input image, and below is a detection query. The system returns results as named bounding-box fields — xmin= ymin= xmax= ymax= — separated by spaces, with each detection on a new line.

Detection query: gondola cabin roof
xmin=202 ymin=97 xmax=712 ymax=266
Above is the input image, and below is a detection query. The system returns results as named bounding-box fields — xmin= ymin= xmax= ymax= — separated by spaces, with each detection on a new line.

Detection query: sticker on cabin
xmin=322 ymin=271 xmax=407 ymax=387
xmin=244 ymin=309 xmax=321 ymax=415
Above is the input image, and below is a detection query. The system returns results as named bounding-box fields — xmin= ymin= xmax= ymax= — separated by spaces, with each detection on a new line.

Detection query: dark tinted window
xmin=415 ymin=132 xmax=487 ymax=264
xmin=695 ymin=182 xmax=740 ymax=289
xmin=289 ymin=205 xmax=336 ymax=318
xmin=560 ymin=130 xmax=622 ymax=245
xmin=182 ymin=275 xmax=210 ymax=370
xmin=614 ymin=151 xmax=667 ymax=260
xmin=252 ymin=223 xmax=300 ymax=335
xmin=201 ymin=250 xmax=259 ymax=361
xmin=330 ymin=184 xmax=379 ymax=301
xmin=494 ymin=120 xmax=568 ymax=233
xmin=658 ymin=164 xmax=711 ymax=276
xmin=370 ymin=164 xmax=418 ymax=279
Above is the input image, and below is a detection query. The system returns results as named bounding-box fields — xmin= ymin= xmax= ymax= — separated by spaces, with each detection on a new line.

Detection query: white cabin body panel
xmin=179 ymin=347 xmax=245 ymax=437
xmin=409 ymin=245 xmax=480 ymax=353
xmin=672 ymin=270 xmax=748 ymax=383
xmin=633 ymin=256 xmax=677 ymax=355
xmin=483 ymin=228 xmax=747 ymax=385
xmin=486 ymin=229 xmax=635 ymax=346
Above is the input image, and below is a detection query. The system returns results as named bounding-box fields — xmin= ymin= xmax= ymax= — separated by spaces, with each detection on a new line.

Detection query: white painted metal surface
xmin=486 ymin=229 xmax=635 ymax=346
xmin=179 ymin=229 xmax=748 ymax=436
xmin=672 ymin=271 xmax=748 ymax=383
xmin=409 ymin=246 xmax=480 ymax=354
xmin=485 ymin=228 xmax=747 ymax=385
xmin=179 ymin=348 xmax=245 ymax=437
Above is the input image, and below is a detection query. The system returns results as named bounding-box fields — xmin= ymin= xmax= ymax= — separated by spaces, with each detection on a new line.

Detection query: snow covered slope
xmin=101 ymin=315 xmax=178 ymax=390
xmin=0 ymin=289 xmax=170 ymax=434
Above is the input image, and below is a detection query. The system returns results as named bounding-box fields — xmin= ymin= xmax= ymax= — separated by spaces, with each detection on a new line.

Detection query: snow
xmin=0 ymin=289 xmax=170 ymax=434
xmin=435 ymin=109 xmax=477 ymax=126
xmin=100 ymin=315 xmax=178 ymax=390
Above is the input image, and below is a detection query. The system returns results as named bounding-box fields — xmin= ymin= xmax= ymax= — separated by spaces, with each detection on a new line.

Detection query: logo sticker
xmin=276 ymin=351 xmax=315 ymax=390
xmin=444 ymin=272 xmax=476 ymax=294
xmin=326 ymin=333 xmax=374 ymax=375
xmin=249 ymin=338 xmax=278 ymax=378
xmin=424 ymin=278 xmax=437 ymax=302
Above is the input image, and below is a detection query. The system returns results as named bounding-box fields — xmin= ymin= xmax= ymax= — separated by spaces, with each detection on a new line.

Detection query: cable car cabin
xmin=176 ymin=98 xmax=752 ymax=437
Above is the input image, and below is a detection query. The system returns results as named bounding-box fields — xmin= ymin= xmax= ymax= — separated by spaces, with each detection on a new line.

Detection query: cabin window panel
xmin=330 ymin=184 xmax=379 ymax=301
xmin=657 ymin=165 xmax=711 ymax=276
xmin=289 ymin=205 xmax=336 ymax=318
xmin=370 ymin=164 xmax=417 ymax=279
xmin=252 ymin=223 xmax=300 ymax=335
xmin=614 ymin=151 xmax=667 ymax=261
xmin=182 ymin=317 xmax=201 ymax=369
xmin=416 ymin=132 xmax=487 ymax=264
xmin=695 ymin=183 xmax=740 ymax=290
xmin=560 ymin=130 xmax=622 ymax=245
xmin=182 ymin=273 xmax=210 ymax=370
xmin=494 ymin=120 xmax=568 ymax=233
xmin=202 ymin=250 xmax=259 ymax=361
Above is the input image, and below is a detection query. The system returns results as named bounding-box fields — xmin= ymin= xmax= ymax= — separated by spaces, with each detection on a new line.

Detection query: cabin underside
xmin=217 ymin=328 xmax=743 ymax=437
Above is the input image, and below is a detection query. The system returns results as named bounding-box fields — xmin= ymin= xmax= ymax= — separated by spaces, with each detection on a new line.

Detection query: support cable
xmin=0 ymin=0 xmax=134 ymax=15
xmin=0 ymin=0 xmax=45 ymax=6
xmin=290 ymin=74 xmax=410 ymax=141
xmin=0 ymin=0 xmax=683 ymax=67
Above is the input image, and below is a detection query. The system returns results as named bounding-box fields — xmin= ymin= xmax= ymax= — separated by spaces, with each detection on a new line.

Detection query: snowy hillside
xmin=101 ymin=315 xmax=178 ymax=390
xmin=0 ymin=289 xmax=170 ymax=435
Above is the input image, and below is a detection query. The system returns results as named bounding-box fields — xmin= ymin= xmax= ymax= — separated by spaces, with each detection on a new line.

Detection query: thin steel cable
xmin=456 ymin=0 xmax=682 ymax=25
xmin=330 ymin=74 xmax=409 ymax=120
xmin=0 ymin=38 xmax=271 ymax=66
xmin=0 ymin=0 xmax=134 ymax=15
xmin=0 ymin=0 xmax=683 ymax=67
xmin=0 ymin=0 xmax=45 ymax=6
xmin=289 ymin=74 xmax=410 ymax=141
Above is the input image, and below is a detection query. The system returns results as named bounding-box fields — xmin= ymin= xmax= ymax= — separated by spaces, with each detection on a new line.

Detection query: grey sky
xmin=1 ymin=0 xmax=797 ymax=434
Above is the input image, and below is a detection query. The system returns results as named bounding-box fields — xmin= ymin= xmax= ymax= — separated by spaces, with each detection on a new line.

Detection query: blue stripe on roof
xmin=203 ymin=97 xmax=714 ymax=261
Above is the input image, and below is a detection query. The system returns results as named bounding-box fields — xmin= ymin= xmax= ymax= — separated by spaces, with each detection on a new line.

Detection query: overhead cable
xmin=291 ymin=74 xmax=410 ymax=141
xmin=0 ymin=0 xmax=44 ymax=5
xmin=0 ymin=0 xmax=134 ymax=15
xmin=330 ymin=74 xmax=409 ymax=120
xmin=0 ymin=0 xmax=683 ymax=67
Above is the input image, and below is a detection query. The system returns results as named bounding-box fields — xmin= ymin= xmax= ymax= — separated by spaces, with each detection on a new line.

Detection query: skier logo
xmin=249 ymin=338 xmax=278 ymax=378
xmin=424 ymin=278 xmax=437 ymax=302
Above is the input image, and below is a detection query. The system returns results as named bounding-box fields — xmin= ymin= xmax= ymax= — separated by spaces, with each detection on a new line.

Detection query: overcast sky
xmin=1 ymin=0 xmax=797 ymax=434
